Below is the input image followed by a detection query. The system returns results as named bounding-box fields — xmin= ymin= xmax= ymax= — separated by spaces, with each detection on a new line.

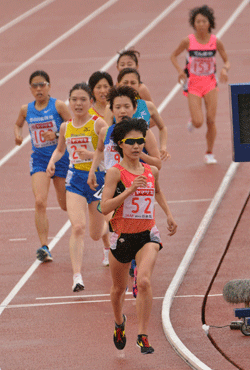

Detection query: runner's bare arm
xmin=46 ymin=123 xmax=67 ymax=177
xmin=217 ymin=38 xmax=230 ymax=83
xmin=141 ymin=129 xmax=162 ymax=169
xmin=152 ymin=166 xmax=177 ymax=236
xmin=87 ymin=126 xmax=106 ymax=190
xmin=14 ymin=104 xmax=27 ymax=145
xmin=170 ymin=37 xmax=189 ymax=83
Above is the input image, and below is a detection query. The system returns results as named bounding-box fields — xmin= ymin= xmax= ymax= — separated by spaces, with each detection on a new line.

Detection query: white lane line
xmin=0 ymin=135 xmax=30 ymax=168
xmin=0 ymin=206 xmax=61 ymax=213
xmin=0 ymin=0 xmax=55 ymax=35
xmin=9 ymin=238 xmax=27 ymax=242
xmin=0 ymin=199 xmax=212 ymax=214
xmin=0 ymin=0 xmax=184 ymax=168
xmin=1 ymin=294 xmax=223 ymax=310
xmin=0 ymin=220 xmax=71 ymax=316
xmin=36 ymin=293 xmax=222 ymax=301
xmin=1 ymin=296 xmax=164 ymax=310
xmin=175 ymin=294 xmax=223 ymax=298
xmin=0 ymin=0 xmax=119 ymax=89
xmin=36 ymin=293 xmax=129 ymax=300
xmin=162 ymin=0 xmax=249 ymax=368
xmin=168 ymin=198 xmax=212 ymax=204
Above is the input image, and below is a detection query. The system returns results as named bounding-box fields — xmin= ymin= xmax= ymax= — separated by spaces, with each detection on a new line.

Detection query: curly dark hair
xmin=111 ymin=117 xmax=147 ymax=157
xmin=106 ymin=85 xmax=138 ymax=111
xmin=189 ymin=5 xmax=215 ymax=32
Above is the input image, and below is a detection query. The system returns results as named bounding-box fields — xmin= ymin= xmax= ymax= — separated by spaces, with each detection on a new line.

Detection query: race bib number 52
xmin=123 ymin=188 xmax=155 ymax=219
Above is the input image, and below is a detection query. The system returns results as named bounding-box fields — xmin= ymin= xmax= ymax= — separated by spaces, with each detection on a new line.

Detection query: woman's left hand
xmin=219 ymin=68 xmax=228 ymax=83
xmin=167 ymin=216 xmax=177 ymax=236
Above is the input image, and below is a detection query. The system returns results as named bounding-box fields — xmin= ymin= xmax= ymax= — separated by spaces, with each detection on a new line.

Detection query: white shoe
xmin=102 ymin=248 xmax=109 ymax=266
xmin=204 ymin=153 xmax=217 ymax=164
xmin=187 ymin=119 xmax=194 ymax=133
xmin=72 ymin=274 xmax=84 ymax=292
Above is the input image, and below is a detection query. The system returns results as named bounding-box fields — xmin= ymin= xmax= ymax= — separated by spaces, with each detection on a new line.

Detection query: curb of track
xmin=161 ymin=161 xmax=240 ymax=370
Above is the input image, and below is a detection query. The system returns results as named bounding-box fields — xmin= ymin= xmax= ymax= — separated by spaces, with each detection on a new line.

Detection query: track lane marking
xmin=0 ymin=0 xmax=55 ymax=35
xmin=1 ymin=294 xmax=223 ymax=310
xmin=0 ymin=198 xmax=212 ymax=214
xmin=2 ymin=296 xmax=164 ymax=310
xmin=0 ymin=220 xmax=71 ymax=316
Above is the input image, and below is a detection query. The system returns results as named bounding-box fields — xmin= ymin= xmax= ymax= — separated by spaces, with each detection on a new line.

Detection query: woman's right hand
xmin=46 ymin=162 xmax=55 ymax=177
xmin=129 ymin=175 xmax=147 ymax=193
xmin=87 ymin=171 xmax=98 ymax=191
xmin=15 ymin=135 xmax=23 ymax=146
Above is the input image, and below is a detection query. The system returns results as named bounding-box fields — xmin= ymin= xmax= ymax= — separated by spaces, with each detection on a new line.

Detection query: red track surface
xmin=1 ymin=1 xmax=250 ymax=369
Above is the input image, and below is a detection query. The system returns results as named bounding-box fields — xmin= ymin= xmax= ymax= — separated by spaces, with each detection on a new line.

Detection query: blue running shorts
xmin=65 ymin=168 xmax=105 ymax=204
xmin=29 ymin=151 xmax=69 ymax=178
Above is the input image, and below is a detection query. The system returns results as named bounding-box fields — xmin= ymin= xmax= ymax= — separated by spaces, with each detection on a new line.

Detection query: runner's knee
xmin=35 ymin=197 xmax=47 ymax=212
xmin=137 ymin=275 xmax=151 ymax=292
xmin=71 ymin=223 xmax=86 ymax=237
xmin=192 ymin=117 xmax=203 ymax=128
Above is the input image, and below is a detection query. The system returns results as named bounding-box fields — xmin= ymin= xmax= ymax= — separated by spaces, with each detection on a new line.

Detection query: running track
xmin=1 ymin=1 xmax=250 ymax=369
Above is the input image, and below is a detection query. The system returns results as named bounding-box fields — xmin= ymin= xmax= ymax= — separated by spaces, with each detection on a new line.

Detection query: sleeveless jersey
xmin=26 ymin=97 xmax=64 ymax=156
xmin=65 ymin=116 xmax=100 ymax=171
xmin=88 ymin=107 xmax=103 ymax=118
xmin=133 ymin=99 xmax=150 ymax=126
xmin=185 ymin=34 xmax=217 ymax=77
xmin=110 ymin=163 xmax=156 ymax=234
xmin=103 ymin=125 xmax=121 ymax=170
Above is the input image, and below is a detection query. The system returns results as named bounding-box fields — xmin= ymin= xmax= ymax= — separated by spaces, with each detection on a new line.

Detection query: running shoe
xmin=129 ymin=259 xmax=136 ymax=277
xmin=72 ymin=274 xmax=85 ymax=292
xmin=187 ymin=119 xmax=194 ymax=133
xmin=36 ymin=245 xmax=53 ymax=262
xmin=204 ymin=153 xmax=217 ymax=164
xmin=102 ymin=248 xmax=109 ymax=266
xmin=137 ymin=334 xmax=154 ymax=354
xmin=113 ymin=314 xmax=127 ymax=350
xmin=132 ymin=266 xmax=138 ymax=298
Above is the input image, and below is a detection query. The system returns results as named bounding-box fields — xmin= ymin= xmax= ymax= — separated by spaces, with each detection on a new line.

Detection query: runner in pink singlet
xmin=184 ymin=33 xmax=217 ymax=98
xmin=171 ymin=5 xmax=230 ymax=164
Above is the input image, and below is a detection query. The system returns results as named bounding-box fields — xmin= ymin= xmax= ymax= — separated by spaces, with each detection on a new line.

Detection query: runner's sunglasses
xmin=120 ymin=137 xmax=145 ymax=145
xmin=30 ymin=82 xmax=49 ymax=88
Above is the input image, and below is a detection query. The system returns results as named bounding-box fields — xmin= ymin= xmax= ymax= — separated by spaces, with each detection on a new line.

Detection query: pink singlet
xmin=183 ymin=33 xmax=217 ymax=97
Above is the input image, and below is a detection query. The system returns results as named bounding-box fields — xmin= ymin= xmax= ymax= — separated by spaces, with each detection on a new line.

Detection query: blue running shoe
xmin=36 ymin=245 xmax=53 ymax=262
xmin=129 ymin=259 xmax=136 ymax=277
